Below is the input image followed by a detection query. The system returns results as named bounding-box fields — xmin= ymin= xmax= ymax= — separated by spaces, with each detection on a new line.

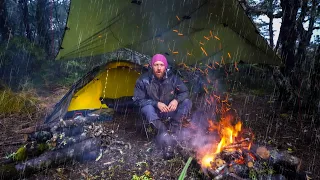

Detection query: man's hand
xmin=168 ymin=99 xmax=178 ymax=112
xmin=157 ymin=102 xmax=169 ymax=112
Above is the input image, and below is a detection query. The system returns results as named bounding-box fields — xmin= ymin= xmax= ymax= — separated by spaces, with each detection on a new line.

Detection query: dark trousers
xmin=141 ymin=99 xmax=192 ymax=131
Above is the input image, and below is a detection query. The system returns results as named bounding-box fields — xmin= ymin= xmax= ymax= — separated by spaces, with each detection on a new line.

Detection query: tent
xmin=47 ymin=0 xmax=282 ymax=123
xmin=45 ymin=60 xmax=146 ymax=123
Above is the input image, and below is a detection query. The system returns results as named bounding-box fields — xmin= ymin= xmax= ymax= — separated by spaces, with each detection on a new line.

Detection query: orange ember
xmin=214 ymin=36 xmax=220 ymax=40
xmin=201 ymin=47 xmax=208 ymax=56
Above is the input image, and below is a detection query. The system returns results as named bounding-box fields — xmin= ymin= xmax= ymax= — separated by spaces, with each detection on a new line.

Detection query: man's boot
xmin=158 ymin=132 xmax=175 ymax=160
xmin=150 ymin=119 xmax=167 ymax=134
xmin=169 ymin=121 xmax=181 ymax=134
xmin=163 ymin=143 xmax=174 ymax=160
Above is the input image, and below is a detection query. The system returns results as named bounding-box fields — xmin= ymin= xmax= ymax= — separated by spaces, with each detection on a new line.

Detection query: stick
xmin=223 ymin=143 xmax=249 ymax=150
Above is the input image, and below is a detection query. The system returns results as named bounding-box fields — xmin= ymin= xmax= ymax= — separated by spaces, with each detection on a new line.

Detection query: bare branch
xmin=239 ymin=0 xmax=282 ymax=18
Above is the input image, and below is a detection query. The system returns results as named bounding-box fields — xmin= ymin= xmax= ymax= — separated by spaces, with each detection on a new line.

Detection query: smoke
xmin=183 ymin=109 xmax=220 ymax=155
xmin=161 ymin=93 xmax=221 ymax=163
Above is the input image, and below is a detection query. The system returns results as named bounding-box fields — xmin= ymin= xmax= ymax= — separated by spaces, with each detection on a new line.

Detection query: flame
xmin=215 ymin=137 xmax=225 ymax=153
xmin=214 ymin=119 xmax=242 ymax=154
xmin=201 ymin=154 xmax=215 ymax=168
xmin=200 ymin=106 xmax=249 ymax=168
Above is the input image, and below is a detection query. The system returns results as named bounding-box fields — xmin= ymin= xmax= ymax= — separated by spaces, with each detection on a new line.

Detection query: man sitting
xmin=133 ymin=54 xmax=192 ymax=156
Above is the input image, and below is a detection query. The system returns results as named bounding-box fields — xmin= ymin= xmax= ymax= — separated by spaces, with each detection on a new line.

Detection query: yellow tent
xmin=46 ymin=60 xmax=145 ymax=123
xmin=47 ymin=0 xmax=281 ymax=123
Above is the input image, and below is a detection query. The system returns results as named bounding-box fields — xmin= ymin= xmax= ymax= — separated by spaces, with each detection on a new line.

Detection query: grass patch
xmin=0 ymin=88 xmax=39 ymax=115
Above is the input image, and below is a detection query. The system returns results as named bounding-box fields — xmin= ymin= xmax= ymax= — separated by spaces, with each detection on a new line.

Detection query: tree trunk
xmin=36 ymin=0 xmax=51 ymax=55
xmin=296 ymin=0 xmax=318 ymax=66
xmin=312 ymin=45 xmax=320 ymax=115
xmin=269 ymin=16 xmax=274 ymax=48
xmin=267 ymin=0 xmax=274 ymax=48
xmin=0 ymin=0 xmax=10 ymax=41
xmin=278 ymin=0 xmax=300 ymax=75
xmin=20 ymin=0 xmax=32 ymax=41
xmin=316 ymin=46 xmax=320 ymax=62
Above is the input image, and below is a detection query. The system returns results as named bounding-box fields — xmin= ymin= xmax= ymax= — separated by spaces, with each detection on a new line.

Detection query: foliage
xmin=5 ymin=146 xmax=27 ymax=161
xmin=0 ymin=36 xmax=102 ymax=89
xmin=178 ymin=157 xmax=193 ymax=180
xmin=0 ymin=36 xmax=46 ymax=90
xmin=0 ymin=87 xmax=39 ymax=115
xmin=132 ymin=170 xmax=152 ymax=180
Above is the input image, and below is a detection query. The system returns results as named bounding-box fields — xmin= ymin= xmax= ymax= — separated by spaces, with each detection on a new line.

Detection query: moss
xmin=37 ymin=143 xmax=49 ymax=154
xmin=13 ymin=146 xmax=27 ymax=161
xmin=0 ymin=164 xmax=19 ymax=179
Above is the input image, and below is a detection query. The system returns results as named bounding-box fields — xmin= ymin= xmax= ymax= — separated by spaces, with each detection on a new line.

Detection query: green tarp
xmin=56 ymin=0 xmax=281 ymax=66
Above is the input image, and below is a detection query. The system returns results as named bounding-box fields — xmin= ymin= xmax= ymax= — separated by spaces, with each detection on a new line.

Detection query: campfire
xmin=191 ymin=108 xmax=303 ymax=180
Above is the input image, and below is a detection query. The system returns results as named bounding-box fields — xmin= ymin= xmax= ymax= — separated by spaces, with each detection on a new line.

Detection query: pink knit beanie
xmin=151 ymin=54 xmax=168 ymax=68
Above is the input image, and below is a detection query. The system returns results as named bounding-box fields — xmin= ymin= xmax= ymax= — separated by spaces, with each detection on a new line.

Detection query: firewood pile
xmin=171 ymin=107 xmax=309 ymax=180
xmin=0 ymin=112 xmax=132 ymax=178
xmin=173 ymin=128 xmax=307 ymax=180
xmin=203 ymin=144 xmax=304 ymax=180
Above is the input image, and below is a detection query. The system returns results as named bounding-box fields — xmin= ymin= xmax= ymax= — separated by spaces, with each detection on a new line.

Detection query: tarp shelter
xmin=56 ymin=0 xmax=281 ymax=65
xmin=47 ymin=0 xmax=282 ymax=123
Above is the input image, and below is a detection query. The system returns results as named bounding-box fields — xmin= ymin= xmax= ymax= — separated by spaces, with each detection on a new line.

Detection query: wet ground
xmin=0 ymin=90 xmax=319 ymax=179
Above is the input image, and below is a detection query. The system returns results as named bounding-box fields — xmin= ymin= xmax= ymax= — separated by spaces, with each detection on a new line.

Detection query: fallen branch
xmin=0 ymin=138 xmax=101 ymax=179
xmin=16 ymin=115 xmax=101 ymax=134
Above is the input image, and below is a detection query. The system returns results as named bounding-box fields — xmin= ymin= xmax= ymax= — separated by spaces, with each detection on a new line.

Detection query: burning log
xmin=223 ymin=143 xmax=250 ymax=150
xmin=203 ymin=145 xmax=305 ymax=180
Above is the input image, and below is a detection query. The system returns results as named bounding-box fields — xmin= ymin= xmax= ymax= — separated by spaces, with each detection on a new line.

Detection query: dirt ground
xmin=0 ymin=88 xmax=319 ymax=180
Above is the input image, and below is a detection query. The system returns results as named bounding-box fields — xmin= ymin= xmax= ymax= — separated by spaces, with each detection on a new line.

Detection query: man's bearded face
xmin=152 ymin=61 xmax=166 ymax=79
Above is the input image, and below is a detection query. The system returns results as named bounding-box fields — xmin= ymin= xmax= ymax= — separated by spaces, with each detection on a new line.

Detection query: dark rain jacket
xmin=133 ymin=69 xmax=189 ymax=108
